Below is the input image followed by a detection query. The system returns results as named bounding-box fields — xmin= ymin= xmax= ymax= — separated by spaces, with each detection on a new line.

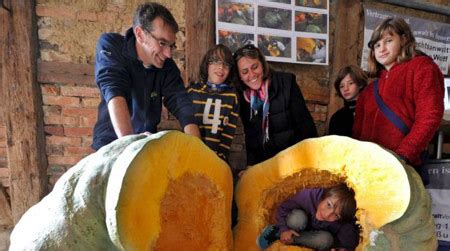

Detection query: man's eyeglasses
xmin=208 ymin=58 xmax=231 ymax=69
xmin=147 ymin=31 xmax=177 ymax=51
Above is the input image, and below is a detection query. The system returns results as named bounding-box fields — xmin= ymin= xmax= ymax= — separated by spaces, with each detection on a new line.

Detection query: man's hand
xmin=183 ymin=123 xmax=201 ymax=138
xmin=108 ymin=96 xmax=133 ymax=137
xmin=279 ymin=230 xmax=300 ymax=245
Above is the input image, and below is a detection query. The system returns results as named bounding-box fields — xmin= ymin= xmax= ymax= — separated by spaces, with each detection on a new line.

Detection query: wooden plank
xmin=185 ymin=0 xmax=215 ymax=83
xmin=38 ymin=61 xmax=95 ymax=86
xmin=1 ymin=0 xmax=48 ymax=223
xmin=0 ymin=185 xmax=12 ymax=226
xmin=0 ymin=168 xmax=8 ymax=179
xmin=326 ymin=0 xmax=363 ymax=133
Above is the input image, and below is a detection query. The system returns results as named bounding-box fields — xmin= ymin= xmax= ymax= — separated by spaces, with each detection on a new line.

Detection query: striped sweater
xmin=187 ymin=82 xmax=239 ymax=160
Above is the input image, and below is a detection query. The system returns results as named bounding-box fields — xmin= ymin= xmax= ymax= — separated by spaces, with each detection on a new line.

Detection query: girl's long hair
xmin=367 ymin=17 xmax=421 ymax=77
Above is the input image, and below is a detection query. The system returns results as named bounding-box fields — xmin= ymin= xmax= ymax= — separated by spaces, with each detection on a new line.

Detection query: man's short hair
xmin=132 ymin=2 xmax=179 ymax=33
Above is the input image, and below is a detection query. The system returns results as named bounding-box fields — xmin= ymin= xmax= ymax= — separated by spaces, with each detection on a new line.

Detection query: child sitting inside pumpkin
xmin=257 ymin=183 xmax=360 ymax=250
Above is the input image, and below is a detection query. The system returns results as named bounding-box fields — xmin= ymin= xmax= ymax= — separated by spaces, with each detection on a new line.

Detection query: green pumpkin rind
xmin=368 ymin=164 xmax=437 ymax=251
xmin=9 ymin=134 xmax=146 ymax=250
xmin=105 ymin=132 xmax=168 ymax=249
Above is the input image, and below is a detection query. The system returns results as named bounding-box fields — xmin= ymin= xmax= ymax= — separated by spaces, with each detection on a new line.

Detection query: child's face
xmin=339 ymin=74 xmax=360 ymax=101
xmin=315 ymin=196 xmax=341 ymax=222
xmin=207 ymin=57 xmax=230 ymax=85
xmin=373 ymin=31 xmax=403 ymax=70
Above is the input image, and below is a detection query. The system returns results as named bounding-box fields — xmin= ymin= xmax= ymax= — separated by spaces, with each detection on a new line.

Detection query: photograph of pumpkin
xmin=261 ymin=0 xmax=291 ymax=4
xmin=295 ymin=0 xmax=327 ymax=9
xmin=258 ymin=6 xmax=292 ymax=31
xmin=257 ymin=35 xmax=291 ymax=58
xmin=296 ymin=37 xmax=326 ymax=63
xmin=9 ymin=131 xmax=233 ymax=250
xmin=218 ymin=1 xmax=254 ymax=26
xmin=218 ymin=29 xmax=254 ymax=53
xmin=233 ymin=136 xmax=437 ymax=251
xmin=295 ymin=12 xmax=327 ymax=34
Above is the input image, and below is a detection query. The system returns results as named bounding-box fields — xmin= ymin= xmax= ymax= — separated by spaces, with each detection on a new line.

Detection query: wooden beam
xmin=1 ymin=0 xmax=48 ymax=223
xmin=376 ymin=0 xmax=450 ymax=16
xmin=0 ymin=185 xmax=12 ymax=226
xmin=185 ymin=0 xmax=215 ymax=83
xmin=38 ymin=61 xmax=94 ymax=86
xmin=326 ymin=0 xmax=363 ymax=133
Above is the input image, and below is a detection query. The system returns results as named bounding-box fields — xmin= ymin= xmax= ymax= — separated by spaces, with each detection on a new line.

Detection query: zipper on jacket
xmin=143 ymin=70 xmax=150 ymax=131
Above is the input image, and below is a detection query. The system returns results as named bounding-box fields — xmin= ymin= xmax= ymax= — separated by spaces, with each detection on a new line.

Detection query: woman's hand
xmin=279 ymin=230 xmax=299 ymax=244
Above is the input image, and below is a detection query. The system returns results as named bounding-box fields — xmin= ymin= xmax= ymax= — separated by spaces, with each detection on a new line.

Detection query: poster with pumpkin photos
xmin=216 ymin=0 xmax=329 ymax=65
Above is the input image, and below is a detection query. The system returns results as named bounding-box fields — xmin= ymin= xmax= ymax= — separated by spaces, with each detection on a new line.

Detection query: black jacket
xmin=92 ymin=28 xmax=195 ymax=150
xmin=328 ymin=100 xmax=356 ymax=137
xmin=240 ymin=71 xmax=317 ymax=165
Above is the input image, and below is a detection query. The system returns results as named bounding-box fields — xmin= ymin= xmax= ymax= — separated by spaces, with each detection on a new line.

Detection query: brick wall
xmin=34 ymin=1 xmax=187 ymax=187
xmin=41 ymin=79 xmax=98 ymax=185
xmin=0 ymin=0 xmax=331 ymax=190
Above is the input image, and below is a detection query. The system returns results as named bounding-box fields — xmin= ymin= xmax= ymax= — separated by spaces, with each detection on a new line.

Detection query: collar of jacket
xmin=123 ymin=28 xmax=139 ymax=62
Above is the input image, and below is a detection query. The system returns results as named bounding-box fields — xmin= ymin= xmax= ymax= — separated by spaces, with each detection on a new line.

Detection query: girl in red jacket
xmin=353 ymin=17 xmax=444 ymax=171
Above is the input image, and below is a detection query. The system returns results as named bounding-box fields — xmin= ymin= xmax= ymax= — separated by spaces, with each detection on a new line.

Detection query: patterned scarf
xmin=243 ymin=79 xmax=270 ymax=143
xmin=206 ymin=81 xmax=230 ymax=92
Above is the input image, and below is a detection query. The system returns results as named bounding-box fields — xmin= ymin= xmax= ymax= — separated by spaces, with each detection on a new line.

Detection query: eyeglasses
xmin=147 ymin=31 xmax=177 ymax=51
xmin=208 ymin=58 xmax=231 ymax=69
xmin=241 ymin=44 xmax=258 ymax=52
xmin=233 ymin=44 xmax=259 ymax=60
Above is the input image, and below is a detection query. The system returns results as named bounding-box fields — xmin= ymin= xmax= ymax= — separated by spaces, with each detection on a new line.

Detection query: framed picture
xmin=216 ymin=0 xmax=329 ymax=65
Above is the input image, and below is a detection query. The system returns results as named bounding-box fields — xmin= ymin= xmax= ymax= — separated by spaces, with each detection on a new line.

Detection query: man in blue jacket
xmin=92 ymin=2 xmax=200 ymax=150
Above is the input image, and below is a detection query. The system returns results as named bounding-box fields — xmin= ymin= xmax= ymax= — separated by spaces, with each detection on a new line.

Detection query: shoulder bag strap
xmin=373 ymin=79 xmax=410 ymax=135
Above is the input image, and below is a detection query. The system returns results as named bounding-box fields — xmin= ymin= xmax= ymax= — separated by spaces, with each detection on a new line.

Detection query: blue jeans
xmin=286 ymin=209 xmax=334 ymax=250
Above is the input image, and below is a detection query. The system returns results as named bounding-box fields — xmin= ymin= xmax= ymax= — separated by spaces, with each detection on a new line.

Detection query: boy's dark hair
xmin=321 ymin=183 xmax=356 ymax=222
xmin=333 ymin=65 xmax=368 ymax=98
xmin=233 ymin=44 xmax=271 ymax=91
xmin=198 ymin=44 xmax=237 ymax=85
xmin=132 ymin=2 xmax=179 ymax=33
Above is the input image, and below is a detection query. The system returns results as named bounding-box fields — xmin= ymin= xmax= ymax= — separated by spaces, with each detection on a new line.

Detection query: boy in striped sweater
xmin=187 ymin=44 xmax=239 ymax=161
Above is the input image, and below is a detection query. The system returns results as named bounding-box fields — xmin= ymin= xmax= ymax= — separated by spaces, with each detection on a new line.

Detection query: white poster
xmin=361 ymin=8 xmax=450 ymax=75
xmin=425 ymin=161 xmax=450 ymax=243
xmin=444 ymin=78 xmax=450 ymax=121
xmin=216 ymin=0 xmax=330 ymax=65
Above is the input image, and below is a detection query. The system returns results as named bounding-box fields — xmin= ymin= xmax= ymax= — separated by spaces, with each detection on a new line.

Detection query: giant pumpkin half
xmin=9 ymin=131 xmax=233 ymax=250
xmin=234 ymin=136 xmax=437 ymax=251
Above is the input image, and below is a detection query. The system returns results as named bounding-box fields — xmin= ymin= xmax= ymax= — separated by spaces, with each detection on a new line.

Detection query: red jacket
xmin=353 ymin=55 xmax=444 ymax=166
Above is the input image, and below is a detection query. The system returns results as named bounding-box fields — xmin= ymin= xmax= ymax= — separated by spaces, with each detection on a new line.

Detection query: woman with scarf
xmin=233 ymin=44 xmax=317 ymax=166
